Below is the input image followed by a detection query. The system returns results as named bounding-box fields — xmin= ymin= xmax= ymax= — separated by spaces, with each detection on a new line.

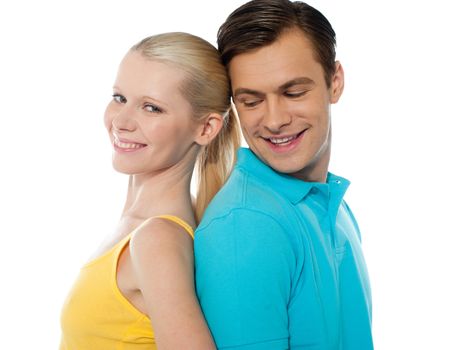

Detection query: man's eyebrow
xmin=279 ymin=77 xmax=315 ymax=91
xmin=233 ymin=77 xmax=315 ymax=98
xmin=233 ymin=88 xmax=266 ymax=99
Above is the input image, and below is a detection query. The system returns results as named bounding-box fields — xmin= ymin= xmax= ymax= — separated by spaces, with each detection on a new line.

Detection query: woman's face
xmin=104 ymin=51 xmax=201 ymax=175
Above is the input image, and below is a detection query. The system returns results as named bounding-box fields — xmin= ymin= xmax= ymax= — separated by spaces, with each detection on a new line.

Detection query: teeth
xmin=269 ymin=135 xmax=296 ymax=144
xmin=114 ymin=138 xmax=144 ymax=149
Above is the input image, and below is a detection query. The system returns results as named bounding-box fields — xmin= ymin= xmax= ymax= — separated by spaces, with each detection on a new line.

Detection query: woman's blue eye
xmin=144 ymin=104 xmax=163 ymax=113
xmin=112 ymin=94 xmax=126 ymax=103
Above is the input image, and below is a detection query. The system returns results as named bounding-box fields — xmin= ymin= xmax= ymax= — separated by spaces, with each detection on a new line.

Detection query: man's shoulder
xmin=199 ymin=166 xmax=290 ymax=227
xmin=194 ymin=166 xmax=307 ymax=263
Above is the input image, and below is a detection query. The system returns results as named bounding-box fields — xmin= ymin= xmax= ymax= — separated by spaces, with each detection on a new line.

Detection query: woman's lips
xmin=113 ymin=137 xmax=147 ymax=153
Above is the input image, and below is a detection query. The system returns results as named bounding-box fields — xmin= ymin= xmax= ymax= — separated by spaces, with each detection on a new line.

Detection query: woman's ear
xmin=194 ymin=113 xmax=224 ymax=146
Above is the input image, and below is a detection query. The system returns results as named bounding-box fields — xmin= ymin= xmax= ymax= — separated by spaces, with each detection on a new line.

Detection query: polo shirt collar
xmin=235 ymin=148 xmax=350 ymax=205
xmin=236 ymin=148 xmax=313 ymax=204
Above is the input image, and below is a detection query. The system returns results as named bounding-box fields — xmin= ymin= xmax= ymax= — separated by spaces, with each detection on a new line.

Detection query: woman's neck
xmin=120 ymin=162 xmax=196 ymax=226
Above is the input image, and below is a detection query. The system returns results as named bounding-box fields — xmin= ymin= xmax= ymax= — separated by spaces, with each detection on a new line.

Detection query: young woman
xmin=60 ymin=32 xmax=240 ymax=349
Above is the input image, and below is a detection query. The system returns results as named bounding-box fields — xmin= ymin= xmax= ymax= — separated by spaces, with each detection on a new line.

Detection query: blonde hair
xmin=131 ymin=32 xmax=241 ymax=222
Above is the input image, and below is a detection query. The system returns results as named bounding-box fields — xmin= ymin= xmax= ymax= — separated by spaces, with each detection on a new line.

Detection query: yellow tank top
xmin=60 ymin=215 xmax=194 ymax=350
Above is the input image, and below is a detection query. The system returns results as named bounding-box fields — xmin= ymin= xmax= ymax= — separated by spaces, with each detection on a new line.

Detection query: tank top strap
xmin=154 ymin=215 xmax=195 ymax=239
xmin=132 ymin=215 xmax=194 ymax=239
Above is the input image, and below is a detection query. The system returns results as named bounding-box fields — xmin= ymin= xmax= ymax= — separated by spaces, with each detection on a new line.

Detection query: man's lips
xmin=262 ymin=130 xmax=306 ymax=145
xmin=259 ymin=129 xmax=307 ymax=154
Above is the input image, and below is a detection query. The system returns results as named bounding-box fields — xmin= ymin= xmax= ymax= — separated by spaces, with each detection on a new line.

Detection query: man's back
xmin=195 ymin=148 xmax=372 ymax=349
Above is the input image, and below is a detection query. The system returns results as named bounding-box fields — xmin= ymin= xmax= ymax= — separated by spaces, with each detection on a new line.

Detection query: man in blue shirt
xmin=195 ymin=1 xmax=373 ymax=348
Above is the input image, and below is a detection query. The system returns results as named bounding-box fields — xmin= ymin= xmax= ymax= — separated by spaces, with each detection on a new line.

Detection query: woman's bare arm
xmin=129 ymin=218 xmax=216 ymax=350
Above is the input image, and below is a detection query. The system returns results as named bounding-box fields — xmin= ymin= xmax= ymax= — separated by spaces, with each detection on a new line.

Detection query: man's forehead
xmin=228 ymin=33 xmax=323 ymax=93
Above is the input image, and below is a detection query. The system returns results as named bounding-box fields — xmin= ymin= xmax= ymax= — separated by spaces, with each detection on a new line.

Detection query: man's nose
xmin=263 ymin=98 xmax=292 ymax=133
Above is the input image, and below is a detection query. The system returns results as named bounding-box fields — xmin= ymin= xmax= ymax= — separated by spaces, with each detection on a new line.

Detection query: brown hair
xmin=132 ymin=32 xmax=241 ymax=222
xmin=218 ymin=0 xmax=337 ymax=86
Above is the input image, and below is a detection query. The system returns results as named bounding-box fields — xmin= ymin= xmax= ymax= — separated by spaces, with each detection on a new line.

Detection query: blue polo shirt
xmin=195 ymin=148 xmax=373 ymax=349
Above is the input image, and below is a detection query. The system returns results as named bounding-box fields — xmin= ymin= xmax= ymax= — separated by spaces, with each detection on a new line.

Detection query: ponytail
xmin=195 ymin=105 xmax=241 ymax=223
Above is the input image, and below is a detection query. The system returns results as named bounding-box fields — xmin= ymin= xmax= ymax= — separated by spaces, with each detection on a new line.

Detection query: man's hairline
xmin=223 ymin=26 xmax=332 ymax=89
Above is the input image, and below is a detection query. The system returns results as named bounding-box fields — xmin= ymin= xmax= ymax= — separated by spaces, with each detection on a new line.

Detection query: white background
xmin=1 ymin=0 xmax=455 ymax=349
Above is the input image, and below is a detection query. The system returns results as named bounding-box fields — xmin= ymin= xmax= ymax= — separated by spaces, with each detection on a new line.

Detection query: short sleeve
xmin=342 ymin=201 xmax=362 ymax=242
xmin=195 ymin=209 xmax=294 ymax=349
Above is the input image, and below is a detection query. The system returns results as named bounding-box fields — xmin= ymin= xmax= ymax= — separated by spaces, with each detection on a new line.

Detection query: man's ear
xmin=194 ymin=112 xmax=224 ymax=146
xmin=330 ymin=61 xmax=345 ymax=104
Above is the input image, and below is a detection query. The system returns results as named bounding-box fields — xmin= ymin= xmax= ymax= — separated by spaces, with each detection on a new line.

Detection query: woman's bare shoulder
xmin=129 ymin=216 xmax=194 ymax=260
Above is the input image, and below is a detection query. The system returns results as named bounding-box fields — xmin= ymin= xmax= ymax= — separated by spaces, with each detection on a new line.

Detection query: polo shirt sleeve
xmin=342 ymin=201 xmax=362 ymax=242
xmin=195 ymin=208 xmax=294 ymax=349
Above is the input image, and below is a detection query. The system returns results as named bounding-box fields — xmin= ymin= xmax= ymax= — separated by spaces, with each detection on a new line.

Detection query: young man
xmin=195 ymin=1 xmax=373 ymax=349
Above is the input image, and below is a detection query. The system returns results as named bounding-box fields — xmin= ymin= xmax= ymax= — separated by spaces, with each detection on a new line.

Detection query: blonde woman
xmin=60 ymin=32 xmax=240 ymax=349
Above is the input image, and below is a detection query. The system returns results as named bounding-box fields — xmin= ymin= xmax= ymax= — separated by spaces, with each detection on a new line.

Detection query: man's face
xmin=229 ymin=29 xmax=344 ymax=182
